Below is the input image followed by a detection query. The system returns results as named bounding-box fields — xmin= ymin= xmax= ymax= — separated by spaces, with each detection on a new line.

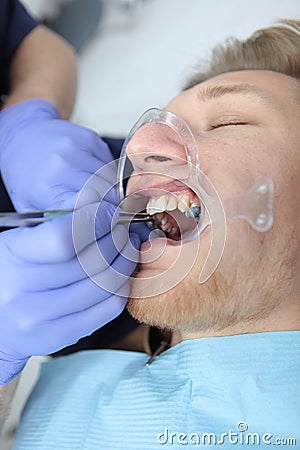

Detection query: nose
xmin=125 ymin=122 xmax=189 ymax=175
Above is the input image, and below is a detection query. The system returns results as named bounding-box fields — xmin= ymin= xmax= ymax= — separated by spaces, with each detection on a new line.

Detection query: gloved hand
xmin=0 ymin=200 xmax=142 ymax=386
xmin=0 ymin=98 xmax=115 ymax=211
xmin=0 ymin=101 xmax=151 ymax=385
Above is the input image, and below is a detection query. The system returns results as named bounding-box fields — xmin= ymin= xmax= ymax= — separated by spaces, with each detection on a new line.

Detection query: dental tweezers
xmin=0 ymin=209 xmax=155 ymax=228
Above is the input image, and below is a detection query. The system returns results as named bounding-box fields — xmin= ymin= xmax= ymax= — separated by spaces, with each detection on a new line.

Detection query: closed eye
xmin=210 ymin=121 xmax=248 ymax=130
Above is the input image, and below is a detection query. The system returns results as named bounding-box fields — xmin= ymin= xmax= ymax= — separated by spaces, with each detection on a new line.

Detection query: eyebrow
xmin=196 ymin=83 xmax=271 ymax=104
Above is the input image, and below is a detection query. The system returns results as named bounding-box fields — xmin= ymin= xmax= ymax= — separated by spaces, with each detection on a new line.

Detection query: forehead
xmin=168 ymin=70 xmax=300 ymax=113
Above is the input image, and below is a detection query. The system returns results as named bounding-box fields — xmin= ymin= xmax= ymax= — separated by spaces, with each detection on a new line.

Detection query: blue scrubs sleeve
xmin=0 ymin=0 xmax=39 ymax=212
xmin=0 ymin=0 xmax=39 ymax=95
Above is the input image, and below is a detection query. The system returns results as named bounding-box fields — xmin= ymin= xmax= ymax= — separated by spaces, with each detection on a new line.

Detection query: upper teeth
xmin=146 ymin=194 xmax=199 ymax=216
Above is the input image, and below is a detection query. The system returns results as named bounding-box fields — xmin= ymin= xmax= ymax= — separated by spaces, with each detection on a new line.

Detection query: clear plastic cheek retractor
xmin=117 ymin=108 xmax=274 ymax=283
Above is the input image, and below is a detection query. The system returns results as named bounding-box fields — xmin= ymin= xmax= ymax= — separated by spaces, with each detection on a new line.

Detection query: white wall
xmin=72 ymin=0 xmax=299 ymax=135
xmin=22 ymin=0 xmax=300 ymax=135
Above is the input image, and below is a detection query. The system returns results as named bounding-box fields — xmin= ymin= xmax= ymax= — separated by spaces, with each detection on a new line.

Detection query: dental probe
xmin=117 ymin=211 xmax=154 ymax=223
xmin=0 ymin=210 xmax=73 ymax=227
xmin=0 ymin=209 xmax=156 ymax=228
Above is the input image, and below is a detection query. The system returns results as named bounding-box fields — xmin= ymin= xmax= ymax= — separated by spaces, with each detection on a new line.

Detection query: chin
xmin=127 ymin=236 xmax=288 ymax=334
xmin=126 ymin=261 xmax=226 ymax=332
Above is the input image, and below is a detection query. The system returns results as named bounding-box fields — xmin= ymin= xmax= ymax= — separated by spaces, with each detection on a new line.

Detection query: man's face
xmin=126 ymin=70 xmax=300 ymax=335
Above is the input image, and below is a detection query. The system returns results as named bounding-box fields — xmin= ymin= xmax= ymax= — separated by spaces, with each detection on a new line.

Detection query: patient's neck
xmin=179 ymin=297 xmax=300 ymax=342
xmin=107 ymin=297 xmax=299 ymax=352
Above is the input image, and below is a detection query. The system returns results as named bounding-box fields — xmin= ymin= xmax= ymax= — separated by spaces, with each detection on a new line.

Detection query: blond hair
xmin=183 ymin=19 xmax=300 ymax=90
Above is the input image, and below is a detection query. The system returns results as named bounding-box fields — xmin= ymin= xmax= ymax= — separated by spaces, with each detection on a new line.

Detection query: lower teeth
xmin=152 ymin=213 xmax=180 ymax=239
xmin=150 ymin=203 xmax=201 ymax=241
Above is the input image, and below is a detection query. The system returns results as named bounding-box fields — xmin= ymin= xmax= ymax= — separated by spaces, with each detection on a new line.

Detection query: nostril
xmin=145 ymin=155 xmax=172 ymax=162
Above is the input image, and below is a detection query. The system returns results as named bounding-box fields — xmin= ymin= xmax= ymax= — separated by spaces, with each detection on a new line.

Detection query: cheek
xmin=199 ymin=133 xmax=282 ymax=202
xmin=218 ymin=221 xmax=266 ymax=283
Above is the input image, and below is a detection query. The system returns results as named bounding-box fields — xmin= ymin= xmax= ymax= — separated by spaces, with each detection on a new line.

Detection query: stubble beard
xmin=127 ymin=236 xmax=294 ymax=335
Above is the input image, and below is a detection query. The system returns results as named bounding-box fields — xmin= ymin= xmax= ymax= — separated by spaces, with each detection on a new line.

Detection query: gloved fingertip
xmin=129 ymin=232 xmax=141 ymax=250
xmin=129 ymin=222 xmax=151 ymax=243
xmin=94 ymin=201 xmax=117 ymax=238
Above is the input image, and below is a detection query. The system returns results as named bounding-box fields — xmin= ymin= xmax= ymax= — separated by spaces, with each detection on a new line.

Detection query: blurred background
xmin=2 ymin=0 xmax=299 ymax=448
xmin=21 ymin=0 xmax=300 ymax=136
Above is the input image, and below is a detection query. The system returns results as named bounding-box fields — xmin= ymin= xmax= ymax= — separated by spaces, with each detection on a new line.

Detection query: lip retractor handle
xmin=224 ymin=177 xmax=274 ymax=232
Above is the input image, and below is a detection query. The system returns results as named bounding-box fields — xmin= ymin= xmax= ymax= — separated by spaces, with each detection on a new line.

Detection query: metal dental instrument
xmin=0 ymin=209 xmax=155 ymax=228
xmin=0 ymin=210 xmax=73 ymax=227
xmin=117 ymin=211 xmax=154 ymax=223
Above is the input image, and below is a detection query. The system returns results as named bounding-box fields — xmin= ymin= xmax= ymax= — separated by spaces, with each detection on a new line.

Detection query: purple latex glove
xmin=0 ymin=201 xmax=141 ymax=385
xmin=0 ymin=99 xmax=150 ymax=246
xmin=0 ymin=99 xmax=116 ymax=211
xmin=0 ymin=99 xmax=149 ymax=384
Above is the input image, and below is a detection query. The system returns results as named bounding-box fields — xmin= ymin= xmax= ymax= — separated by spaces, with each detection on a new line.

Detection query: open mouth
xmin=145 ymin=191 xmax=202 ymax=241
